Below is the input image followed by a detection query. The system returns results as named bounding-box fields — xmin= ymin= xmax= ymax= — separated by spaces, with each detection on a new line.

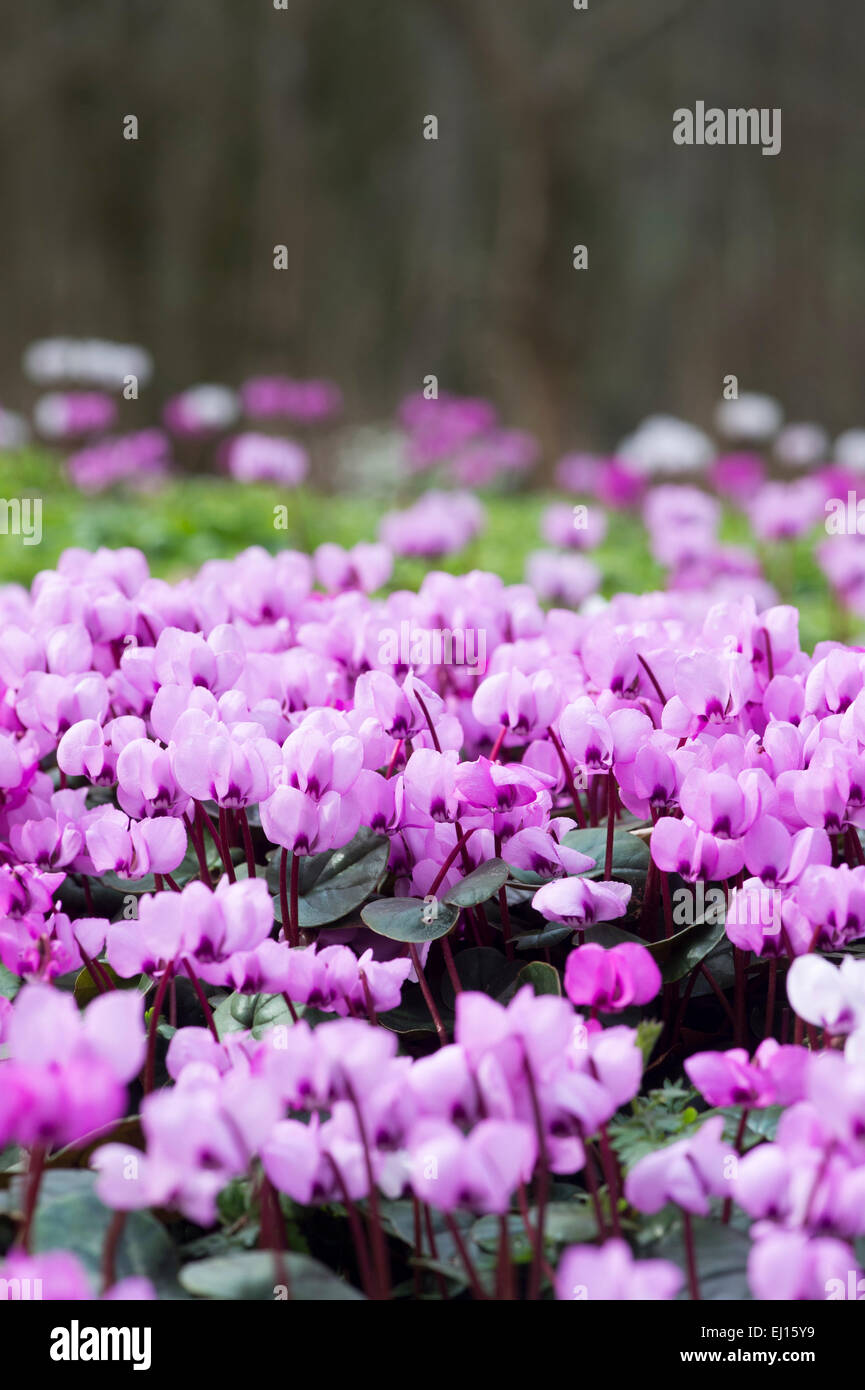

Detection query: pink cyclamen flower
xmin=532 ymin=877 xmax=632 ymax=929
xmin=564 ymin=941 xmax=661 ymax=1012
xmin=555 ymin=1239 xmax=683 ymax=1301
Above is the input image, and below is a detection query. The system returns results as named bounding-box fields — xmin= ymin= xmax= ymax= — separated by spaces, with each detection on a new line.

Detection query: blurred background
xmin=1 ymin=0 xmax=863 ymax=455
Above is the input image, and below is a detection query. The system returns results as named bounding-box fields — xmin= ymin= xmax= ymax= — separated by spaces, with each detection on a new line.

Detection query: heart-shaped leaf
xmin=179 ymin=1251 xmax=365 ymax=1300
xmin=440 ymin=947 xmax=522 ymax=1009
xmin=442 ymin=858 xmax=508 ymax=907
xmin=1 ymin=1170 xmax=184 ymax=1298
xmin=360 ymin=896 xmax=459 ymax=942
xmin=649 ymin=914 xmax=729 ymax=983
xmin=267 ymin=829 xmax=389 ymax=928
xmin=560 ymin=828 xmax=650 ymax=878
xmin=212 ymin=991 xmax=298 ymax=1039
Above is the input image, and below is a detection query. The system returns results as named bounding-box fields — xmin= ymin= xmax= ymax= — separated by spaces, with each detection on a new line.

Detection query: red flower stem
xmin=197 ymin=801 xmax=231 ymax=877
xmin=359 ymin=969 xmax=378 ymax=1026
xmin=327 ymin=1155 xmax=376 ymax=1299
xmin=699 ymin=963 xmax=735 ymax=1028
xmin=414 ymin=691 xmax=441 ymax=752
xmin=144 ymin=962 xmax=175 ymax=1094
xmin=440 ymin=933 xmax=462 ymax=995
xmin=580 ymin=1138 xmax=607 ymax=1241
xmin=443 ymin=1213 xmax=487 ymax=1299
xmin=516 ymin=1185 xmax=557 ymax=1285
xmin=101 ymin=1210 xmax=127 ymax=1292
xmin=345 ymin=1081 xmax=391 ymax=1301
xmin=496 ymin=1214 xmax=514 ymax=1299
xmin=489 ymin=723 xmax=508 ymax=762
xmin=721 ymin=1107 xmax=749 ymax=1226
xmin=409 ymin=943 xmax=447 ymax=1046
xmin=427 ymin=828 xmax=477 ymax=898
xmin=218 ymin=807 xmax=237 ymax=882
xmin=604 ymin=772 xmax=617 ymax=880
xmin=523 ymin=1053 xmax=551 ymax=1300
xmin=547 ymin=726 xmax=587 ymax=828
xmin=384 ymin=739 xmax=403 ymax=780
xmin=182 ymin=958 xmax=219 ymax=1041
xmin=238 ymin=808 xmax=256 ymax=877
xmin=281 ymin=992 xmax=299 ymax=1024
xmin=289 ymin=852 xmax=300 ymax=948
xmin=494 ymin=832 xmax=515 ymax=961
xmin=185 ymin=812 xmax=212 ymax=885
xmin=279 ymin=848 xmax=290 ymax=942
xmin=734 ymin=946 xmax=747 ymax=1046
xmin=81 ymin=875 xmax=95 ymax=914
xmin=598 ymin=1125 xmax=622 ymax=1237
xmin=682 ymin=1210 xmax=701 ymax=1300
xmin=74 ymin=937 xmax=112 ymax=994
xmin=637 ymin=653 xmax=668 ymax=705
xmin=412 ymin=1198 xmax=424 ymax=1299
xmin=423 ymin=1204 xmax=451 ymax=1300
xmin=17 ymin=1144 xmax=46 ymax=1252
xmin=764 ymin=956 xmax=778 ymax=1040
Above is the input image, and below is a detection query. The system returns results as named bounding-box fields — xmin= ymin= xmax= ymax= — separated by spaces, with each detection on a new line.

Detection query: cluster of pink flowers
xmin=5 ymin=422 xmax=865 ymax=1302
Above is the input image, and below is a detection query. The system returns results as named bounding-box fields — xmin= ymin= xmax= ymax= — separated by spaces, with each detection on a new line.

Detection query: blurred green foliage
xmin=0 ymin=450 xmax=846 ymax=654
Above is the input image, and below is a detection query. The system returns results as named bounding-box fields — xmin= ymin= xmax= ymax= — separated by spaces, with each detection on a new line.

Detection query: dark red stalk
xmin=238 ymin=807 xmax=257 ymax=877
xmin=637 ymin=653 xmax=668 ymax=705
xmin=682 ymin=1210 xmax=701 ymax=1300
xmin=604 ymin=772 xmax=617 ymax=880
xmin=547 ymin=725 xmax=587 ymax=828
xmin=721 ymin=1108 xmax=749 ymax=1226
xmin=185 ymin=811 xmax=212 ymax=885
xmin=17 ymin=1144 xmax=46 ymax=1252
xmin=409 ymin=943 xmax=447 ymax=1046
xmin=764 ymin=956 xmax=778 ymax=1040
xmin=289 ymin=852 xmax=300 ymax=948
xmin=144 ymin=962 xmax=175 ymax=1094
xmin=279 ymin=847 xmax=290 ymax=942
xmin=443 ymin=1213 xmax=487 ymax=1299
xmin=327 ymin=1154 xmax=376 ymax=1299
xmin=101 ymin=1210 xmax=127 ymax=1292
xmin=523 ymin=1053 xmax=551 ymax=1300
xmin=489 ymin=723 xmax=508 ymax=763
xmin=182 ymin=957 xmax=219 ymax=1041
xmin=345 ymin=1081 xmax=391 ymax=1301
xmin=218 ymin=807 xmax=237 ymax=882
xmin=494 ymin=832 xmax=515 ymax=960
xmin=427 ymin=828 xmax=477 ymax=898
xmin=385 ymin=738 xmax=403 ymax=780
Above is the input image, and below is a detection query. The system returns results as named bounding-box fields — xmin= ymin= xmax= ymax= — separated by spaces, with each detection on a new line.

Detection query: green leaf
xmin=513 ymin=924 xmax=572 ymax=951
xmin=560 ymin=829 xmax=650 ymax=878
xmin=266 ymin=829 xmax=389 ymax=928
xmin=587 ymin=922 xmax=647 ymax=949
xmin=0 ymin=962 xmax=21 ymax=1001
xmin=0 ymin=1170 xmax=183 ymax=1297
xmin=511 ymin=961 xmax=562 ymax=997
xmin=655 ymin=1217 xmax=752 ymax=1301
xmin=212 ymin=991 xmax=298 ymax=1040
xmin=442 ymin=858 xmax=508 ymax=907
xmin=536 ymin=1200 xmax=600 ymax=1246
xmin=179 ymin=1251 xmax=365 ymax=1300
xmin=471 ymin=1214 xmax=533 ymax=1262
xmin=650 ymin=914 xmax=729 ymax=983
xmin=360 ymin=896 xmax=459 ymax=942
xmin=377 ymin=982 xmax=452 ymax=1036
xmin=73 ymin=963 xmax=127 ymax=1007
xmin=636 ymin=1019 xmax=663 ymax=1067
xmin=440 ymin=947 xmax=522 ymax=1009
xmin=706 ymin=1105 xmax=783 ymax=1149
